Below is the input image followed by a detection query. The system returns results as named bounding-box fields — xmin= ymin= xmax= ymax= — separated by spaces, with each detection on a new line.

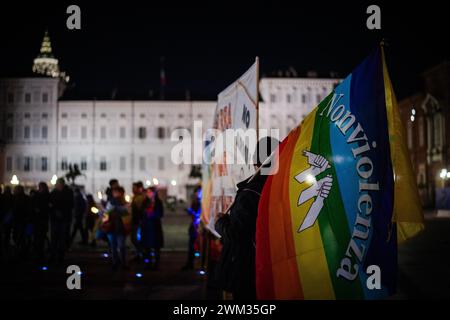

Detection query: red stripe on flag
xmin=256 ymin=137 xmax=289 ymax=299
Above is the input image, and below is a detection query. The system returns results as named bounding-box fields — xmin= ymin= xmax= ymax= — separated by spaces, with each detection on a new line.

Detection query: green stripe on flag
xmin=309 ymin=96 xmax=364 ymax=299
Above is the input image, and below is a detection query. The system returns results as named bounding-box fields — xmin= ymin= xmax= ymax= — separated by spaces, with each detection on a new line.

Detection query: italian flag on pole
xmin=256 ymin=45 xmax=424 ymax=300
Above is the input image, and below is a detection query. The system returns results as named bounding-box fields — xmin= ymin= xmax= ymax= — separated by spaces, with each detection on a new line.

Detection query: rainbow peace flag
xmin=256 ymin=47 xmax=424 ymax=300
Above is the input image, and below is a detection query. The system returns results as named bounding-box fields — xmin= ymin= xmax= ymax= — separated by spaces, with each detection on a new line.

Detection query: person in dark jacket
xmin=71 ymin=188 xmax=87 ymax=245
xmin=215 ymin=136 xmax=278 ymax=300
xmin=105 ymin=186 xmax=129 ymax=270
xmin=12 ymin=185 xmax=32 ymax=259
xmin=130 ymin=181 xmax=146 ymax=260
xmin=85 ymin=194 xmax=99 ymax=247
xmin=182 ymin=186 xmax=202 ymax=270
xmin=141 ymin=187 xmax=164 ymax=270
xmin=49 ymin=178 xmax=74 ymax=263
xmin=32 ymin=182 xmax=51 ymax=262
xmin=1 ymin=186 xmax=13 ymax=260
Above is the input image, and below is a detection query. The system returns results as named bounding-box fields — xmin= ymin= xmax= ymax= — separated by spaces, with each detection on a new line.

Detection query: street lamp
xmin=10 ymin=175 xmax=19 ymax=185
xmin=152 ymin=177 xmax=159 ymax=186
xmin=170 ymin=179 xmax=177 ymax=186
xmin=145 ymin=179 xmax=151 ymax=186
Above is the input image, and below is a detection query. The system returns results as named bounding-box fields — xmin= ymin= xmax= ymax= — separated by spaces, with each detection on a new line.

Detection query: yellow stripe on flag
xmin=288 ymin=109 xmax=335 ymax=299
xmin=382 ymin=47 xmax=425 ymax=242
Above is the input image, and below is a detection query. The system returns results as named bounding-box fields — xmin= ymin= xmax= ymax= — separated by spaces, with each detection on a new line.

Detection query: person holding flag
xmin=215 ymin=136 xmax=279 ymax=300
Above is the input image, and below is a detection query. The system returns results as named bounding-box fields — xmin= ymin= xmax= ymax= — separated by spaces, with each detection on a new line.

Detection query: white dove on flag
xmin=294 ymin=150 xmax=333 ymax=232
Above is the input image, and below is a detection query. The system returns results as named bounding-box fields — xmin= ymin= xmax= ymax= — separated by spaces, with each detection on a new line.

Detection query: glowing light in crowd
xmin=91 ymin=207 xmax=99 ymax=214
xmin=77 ymin=271 xmax=83 ymax=276
xmin=125 ymin=194 xmax=131 ymax=203
xmin=102 ymin=253 xmax=109 ymax=258
xmin=145 ymin=180 xmax=151 ymax=186
xmin=194 ymin=252 xmax=200 ymax=258
xmin=152 ymin=177 xmax=159 ymax=185
xmin=440 ymin=169 xmax=449 ymax=179
xmin=170 ymin=179 xmax=177 ymax=186
xmin=10 ymin=175 xmax=19 ymax=185
xmin=135 ymin=273 xmax=143 ymax=278
xmin=50 ymin=174 xmax=58 ymax=185
xmin=40 ymin=266 xmax=48 ymax=271
xmin=198 ymin=270 xmax=206 ymax=276
xmin=410 ymin=115 xmax=415 ymax=122
xmin=97 ymin=191 xmax=103 ymax=200
xmin=144 ymin=259 xmax=150 ymax=264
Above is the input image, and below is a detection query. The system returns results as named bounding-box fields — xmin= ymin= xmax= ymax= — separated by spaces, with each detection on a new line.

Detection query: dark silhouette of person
xmin=1 ymin=186 xmax=13 ymax=260
xmin=182 ymin=186 xmax=202 ymax=270
xmin=215 ymin=136 xmax=279 ymax=300
xmin=32 ymin=182 xmax=51 ymax=263
xmin=105 ymin=186 xmax=129 ymax=270
xmin=49 ymin=178 xmax=74 ymax=263
xmin=85 ymin=194 xmax=99 ymax=247
xmin=71 ymin=188 xmax=88 ymax=245
xmin=141 ymin=187 xmax=164 ymax=270
xmin=12 ymin=185 xmax=32 ymax=260
xmin=131 ymin=181 xmax=147 ymax=260
xmin=104 ymin=179 xmax=119 ymax=207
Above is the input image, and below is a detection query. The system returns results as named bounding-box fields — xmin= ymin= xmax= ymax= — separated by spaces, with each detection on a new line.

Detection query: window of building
xmin=42 ymin=93 xmax=49 ymax=103
xmin=42 ymin=113 xmax=48 ymax=119
xmin=317 ymin=94 xmax=322 ymax=103
xmin=7 ymin=93 xmax=14 ymax=104
xmin=270 ymin=94 xmax=276 ymax=103
xmin=140 ymin=113 xmax=146 ymax=119
xmin=433 ymin=113 xmax=443 ymax=147
xmin=419 ymin=116 xmax=425 ymax=147
xmin=61 ymin=113 xmax=68 ymax=119
xmin=120 ymin=127 xmax=126 ymax=139
xmin=81 ymin=126 xmax=87 ymax=139
xmin=61 ymin=158 xmax=68 ymax=171
xmin=41 ymin=157 xmax=48 ymax=172
xmin=61 ymin=126 xmax=68 ymax=139
xmin=157 ymin=127 xmax=165 ymax=139
xmin=100 ymin=113 xmax=107 ymax=119
xmin=119 ymin=157 xmax=126 ymax=171
xmin=159 ymin=114 xmax=165 ymax=119
xmin=41 ymin=126 xmax=48 ymax=139
xmin=7 ymin=113 xmax=13 ymax=120
xmin=139 ymin=156 xmax=146 ymax=171
xmin=81 ymin=113 xmax=87 ymax=119
xmin=158 ymin=156 xmax=165 ymax=171
xmin=138 ymin=127 xmax=146 ymax=139
xmin=100 ymin=158 xmax=107 ymax=171
xmin=24 ymin=113 xmax=31 ymax=119
xmin=24 ymin=157 xmax=32 ymax=172
xmin=301 ymin=94 xmax=306 ymax=103
xmin=6 ymin=157 xmax=12 ymax=172
xmin=24 ymin=126 xmax=30 ymax=139
xmin=286 ymin=94 xmax=291 ymax=103
xmin=25 ymin=93 xmax=31 ymax=103
xmin=120 ymin=113 xmax=126 ymax=119
xmin=100 ymin=126 xmax=106 ymax=139
xmin=81 ymin=158 xmax=87 ymax=171
xmin=178 ymin=114 xmax=184 ymax=119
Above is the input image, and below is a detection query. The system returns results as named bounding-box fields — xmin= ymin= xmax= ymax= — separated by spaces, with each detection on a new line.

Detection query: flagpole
xmin=255 ymin=56 xmax=260 ymax=142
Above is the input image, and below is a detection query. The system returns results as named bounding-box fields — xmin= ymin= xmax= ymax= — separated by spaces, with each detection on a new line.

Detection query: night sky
xmin=0 ymin=1 xmax=448 ymax=100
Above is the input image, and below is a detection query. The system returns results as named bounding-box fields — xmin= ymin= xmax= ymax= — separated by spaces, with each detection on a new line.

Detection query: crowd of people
xmin=0 ymin=178 xmax=166 ymax=271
